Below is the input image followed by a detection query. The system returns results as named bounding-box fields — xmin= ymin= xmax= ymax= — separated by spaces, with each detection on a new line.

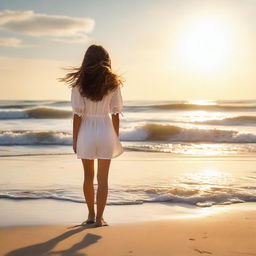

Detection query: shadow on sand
xmin=4 ymin=223 xmax=101 ymax=256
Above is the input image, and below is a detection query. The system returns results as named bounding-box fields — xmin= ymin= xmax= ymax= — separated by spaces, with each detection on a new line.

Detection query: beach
xmin=0 ymin=152 xmax=256 ymax=255
xmin=0 ymin=203 xmax=255 ymax=256
xmin=1 ymin=99 xmax=256 ymax=255
xmin=1 ymin=0 xmax=256 ymax=254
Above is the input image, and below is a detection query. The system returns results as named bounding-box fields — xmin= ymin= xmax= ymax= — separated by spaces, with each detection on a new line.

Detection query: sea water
xmin=0 ymin=99 xmax=255 ymax=208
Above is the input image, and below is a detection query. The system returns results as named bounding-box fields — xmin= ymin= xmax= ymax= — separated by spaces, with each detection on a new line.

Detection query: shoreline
xmin=1 ymin=151 xmax=256 ymax=228
xmin=1 ymin=149 xmax=256 ymax=158
xmin=0 ymin=151 xmax=255 ymax=255
xmin=1 ymin=196 xmax=255 ymax=227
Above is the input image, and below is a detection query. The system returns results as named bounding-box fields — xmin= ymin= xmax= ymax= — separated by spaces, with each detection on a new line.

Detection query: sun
xmin=176 ymin=17 xmax=235 ymax=73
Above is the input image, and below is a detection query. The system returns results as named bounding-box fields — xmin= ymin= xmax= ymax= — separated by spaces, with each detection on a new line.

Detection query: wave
xmin=0 ymin=130 xmax=71 ymax=145
xmin=0 ymin=104 xmax=36 ymax=109
xmin=0 ymin=106 xmax=72 ymax=119
xmin=124 ymin=143 xmax=256 ymax=154
xmin=1 ymin=102 xmax=256 ymax=120
xmin=0 ymin=186 xmax=255 ymax=207
xmin=122 ymin=123 xmax=256 ymax=143
xmin=0 ymin=100 xmax=64 ymax=109
xmin=192 ymin=115 xmax=256 ymax=126
xmin=1 ymin=124 xmax=256 ymax=145
xmin=150 ymin=103 xmax=256 ymax=111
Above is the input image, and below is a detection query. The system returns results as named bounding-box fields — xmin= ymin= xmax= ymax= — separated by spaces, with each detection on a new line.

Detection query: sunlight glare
xmin=177 ymin=17 xmax=236 ymax=72
xmin=188 ymin=100 xmax=216 ymax=105
xmin=184 ymin=168 xmax=230 ymax=185
xmin=186 ymin=111 xmax=226 ymax=122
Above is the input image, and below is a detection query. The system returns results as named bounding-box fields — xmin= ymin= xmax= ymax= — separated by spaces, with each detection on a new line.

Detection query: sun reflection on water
xmin=180 ymin=144 xmax=232 ymax=156
xmin=187 ymin=100 xmax=216 ymax=105
xmin=184 ymin=110 xmax=228 ymax=123
xmin=182 ymin=169 xmax=231 ymax=185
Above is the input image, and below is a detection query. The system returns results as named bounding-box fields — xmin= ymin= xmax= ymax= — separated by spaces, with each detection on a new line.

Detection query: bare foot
xmin=82 ymin=214 xmax=95 ymax=225
xmin=95 ymin=218 xmax=109 ymax=227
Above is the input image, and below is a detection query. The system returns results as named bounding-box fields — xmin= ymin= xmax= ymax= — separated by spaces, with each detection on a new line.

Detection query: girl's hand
xmin=73 ymin=141 xmax=77 ymax=153
xmin=111 ymin=113 xmax=119 ymax=137
xmin=72 ymin=114 xmax=81 ymax=154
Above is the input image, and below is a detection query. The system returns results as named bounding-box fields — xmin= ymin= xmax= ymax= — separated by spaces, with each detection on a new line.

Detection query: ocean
xmin=0 ymin=99 xmax=256 ymax=208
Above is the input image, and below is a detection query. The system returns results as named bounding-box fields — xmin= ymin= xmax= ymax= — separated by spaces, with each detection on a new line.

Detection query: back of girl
xmin=60 ymin=44 xmax=124 ymax=227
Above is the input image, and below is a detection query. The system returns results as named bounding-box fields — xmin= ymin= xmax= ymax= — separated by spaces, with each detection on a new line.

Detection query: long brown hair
xmin=59 ymin=44 xmax=123 ymax=101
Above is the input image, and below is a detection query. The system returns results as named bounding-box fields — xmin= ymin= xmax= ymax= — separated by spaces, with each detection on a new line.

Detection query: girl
xmin=60 ymin=44 xmax=124 ymax=227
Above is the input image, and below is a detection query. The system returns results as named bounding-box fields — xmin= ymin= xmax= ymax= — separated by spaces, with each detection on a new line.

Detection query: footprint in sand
xmin=194 ymin=248 xmax=212 ymax=254
xmin=123 ymin=250 xmax=133 ymax=255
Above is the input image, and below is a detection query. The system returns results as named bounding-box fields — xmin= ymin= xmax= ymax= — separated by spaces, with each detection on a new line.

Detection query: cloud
xmin=51 ymin=34 xmax=91 ymax=44
xmin=0 ymin=10 xmax=95 ymax=43
xmin=0 ymin=37 xmax=22 ymax=47
xmin=0 ymin=37 xmax=36 ymax=47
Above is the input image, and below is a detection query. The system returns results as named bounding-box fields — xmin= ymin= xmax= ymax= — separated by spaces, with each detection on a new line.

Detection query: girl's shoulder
xmin=109 ymin=85 xmax=122 ymax=95
xmin=72 ymin=85 xmax=84 ymax=98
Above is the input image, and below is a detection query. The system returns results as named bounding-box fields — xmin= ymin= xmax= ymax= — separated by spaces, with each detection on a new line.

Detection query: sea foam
xmin=1 ymin=124 xmax=256 ymax=145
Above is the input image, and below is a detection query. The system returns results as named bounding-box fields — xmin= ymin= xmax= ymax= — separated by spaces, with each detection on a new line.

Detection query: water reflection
xmin=181 ymin=169 xmax=232 ymax=186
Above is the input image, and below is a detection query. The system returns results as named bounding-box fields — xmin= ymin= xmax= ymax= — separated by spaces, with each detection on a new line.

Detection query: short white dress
xmin=71 ymin=85 xmax=124 ymax=159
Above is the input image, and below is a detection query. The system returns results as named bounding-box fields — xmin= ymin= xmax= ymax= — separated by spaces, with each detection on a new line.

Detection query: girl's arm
xmin=111 ymin=114 xmax=119 ymax=136
xmin=72 ymin=114 xmax=82 ymax=153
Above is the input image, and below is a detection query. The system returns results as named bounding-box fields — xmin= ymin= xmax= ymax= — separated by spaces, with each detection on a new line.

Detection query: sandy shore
xmin=0 ymin=202 xmax=255 ymax=256
xmin=1 ymin=152 xmax=256 ymax=255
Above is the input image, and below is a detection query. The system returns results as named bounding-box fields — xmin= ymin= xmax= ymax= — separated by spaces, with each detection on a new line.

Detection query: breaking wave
xmin=0 ymin=130 xmax=71 ymax=145
xmin=0 ymin=106 xmax=72 ymax=119
xmin=122 ymin=123 xmax=256 ymax=143
xmin=1 ymin=124 xmax=256 ymax=145
xmin=0 ymin=186 xmax=255 ymax=207
xmin=193 ymin=115 xmax=256 ymax=126
xmin=150 ymin=103 xmax=256 ymax=111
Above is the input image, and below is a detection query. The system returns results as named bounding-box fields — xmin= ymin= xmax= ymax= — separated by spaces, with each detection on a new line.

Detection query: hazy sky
xmin=0 ymin=0 xmax=255 ymax=101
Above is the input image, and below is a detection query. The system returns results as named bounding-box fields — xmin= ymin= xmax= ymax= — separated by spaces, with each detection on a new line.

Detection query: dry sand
xmin=0 ymin=202 xmax=255 ymax=256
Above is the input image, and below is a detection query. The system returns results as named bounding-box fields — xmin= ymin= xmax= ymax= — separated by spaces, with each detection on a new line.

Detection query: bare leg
xmin=81 ymin=159 xmax=95 ymax=222
xmin=96 ymin=159 xmax=111 ymax=226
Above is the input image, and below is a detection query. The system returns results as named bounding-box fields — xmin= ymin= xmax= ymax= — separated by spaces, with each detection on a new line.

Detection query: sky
xmin=0 ymin=0 xmax=255 ymax=101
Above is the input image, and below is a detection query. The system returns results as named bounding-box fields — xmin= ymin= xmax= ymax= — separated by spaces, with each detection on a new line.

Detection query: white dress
xmin=71 ymin=85 xmax=124 ymax=159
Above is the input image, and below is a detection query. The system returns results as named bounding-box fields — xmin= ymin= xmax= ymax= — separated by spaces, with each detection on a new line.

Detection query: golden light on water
xmin=160 ymin=203 xmax=227 ymax=219
xmin=182 ymin=145 xmax=223 ymax=156
xmin=183 ymin=168 xmax=231 ymax=186
xmin=186 ymin=111 xmax=225 ymax=122
xmin=187 ymin=100 xmax=216 ymax=106
xmin=173 ymin=143 xmax=238 ymax=156
xmin=200 ymin=169 xmax=223 ymax=180
xmin=163 ymin=167 xmax=232 ymax=218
